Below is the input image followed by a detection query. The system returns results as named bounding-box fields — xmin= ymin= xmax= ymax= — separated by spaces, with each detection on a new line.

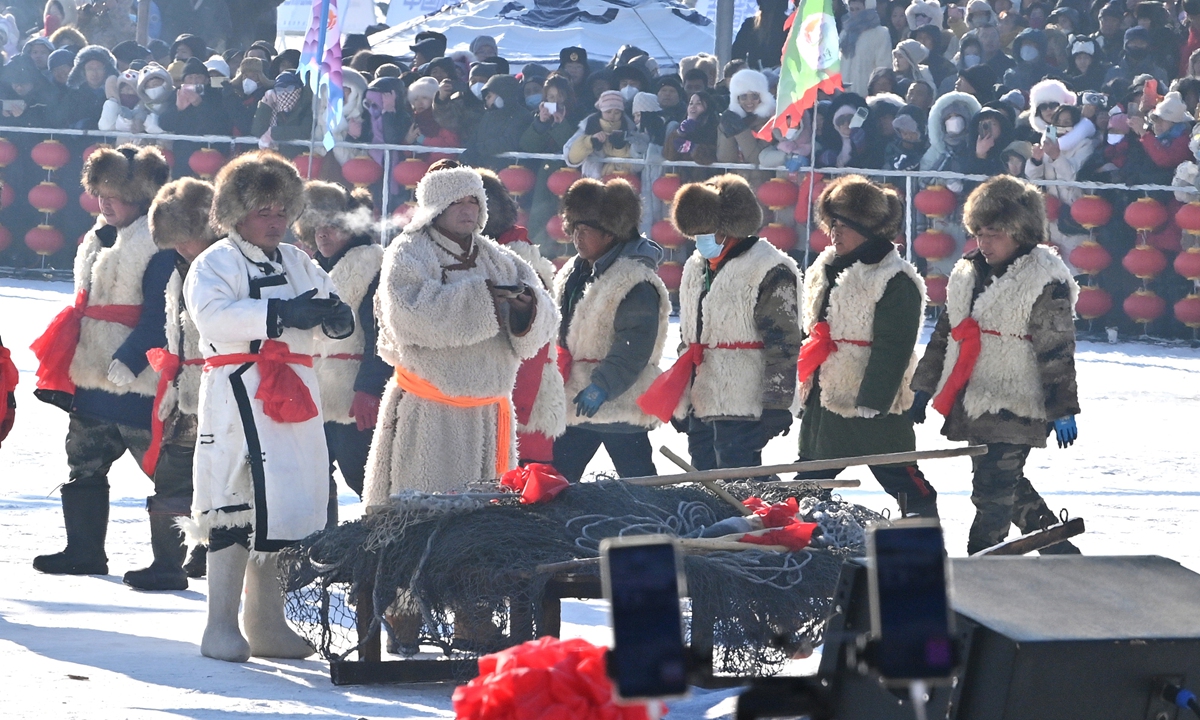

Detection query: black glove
xmin=271 ymin=289 xmax=340 ymax=335
xmin=910 ymin=390 xmax=932 ymax=424
xmin=321 ymin=295 xmax=355 ymax=339
xmin=761 ymin=408 xmax=794 ymax=438
xmin=719 ymin=110 xmax=748 ymax=137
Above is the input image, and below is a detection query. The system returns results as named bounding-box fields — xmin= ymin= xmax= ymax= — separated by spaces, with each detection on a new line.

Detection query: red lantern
xmin=1146 ymin=220 xmax=1182 ymax=253
xmin=1070 ymin=195 xmax=1112 ymax=229
xmin=793 ymin=174 xmax=826 ymax=224
xmin=913 ymin=185 xmax=956 ymax=219
xmin=31 ymin=139 xmax=70 ymax=171
xmin=188 ymin=148 xmax=225 ymax=179
xmin=341 ymin=156 xmax=383 ymax=188
xmin=79 ymin=191 xmax=100 ymax=215
xmin=498 ymin=165 xmax=536 ymax=196
xmin=1044 ymin=194 xmax=1061 ymax=222
xmin=0 ymin=138 xmax=16 ymax=167
xmin=548 ymin=168 xmax=582 ymax=197
xmin=1123 ymin=197 xmax=1167 ymax=231
xmin=602 ymin=171 xmax=640 ymax=193
xmin=651 ymin=173 xmax=681 ymax=203
xmin=547 ymin=215 xmax=568 ymax=242
xmin=1124 ymin=289 xmax=1165 ymax=323
xmin=294 ymin=152 xmax=323 ymax=178
xmin=925 ymin=273 xmax=948 ymax=306
xmin=1069 ymin=240 xmax=1111 ymax=275
xmin=809 ymin=227 xmax=831 ymax=252
xmin=1174 ymin=294 xmax=1200 ymax=327
xmin=392 ymin=157 xmax=431 ymax=188
xmin=28 ymin=182 xmax=68 ymax=214
xmin=1075 ymin=285 xmax=1113 ymax=319
xmin=0 ymin=181 xmax=12 ymax=209
xmin=1122 ymin=245 xmax=1167 ymax=279
xmin=756 ymin=178 xmax=800 ymax=210
xmin=759 ymin=223 xmax=796 ymax=252
xmin=25 ymin=224 xmax=64 ymax=255
xmin=650 ymin=220 xmax=686 ymax=249
xmin=913 ymin=230 xmax=955 ymax=260
xmin=657 ymin=261 xmax=683 ymax=291
xmin=1174 ymin=248 xmax=1200 ymax=279
xmin=0 ymin=224 xmax=10 ymax=253
xmin=1175 ymin=201 xmax=1200 ymax=233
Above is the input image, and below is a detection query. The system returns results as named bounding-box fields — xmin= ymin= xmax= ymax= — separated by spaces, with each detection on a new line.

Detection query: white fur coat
xmin=158 ymin=264 xmax=204 ymax=421
xmin=312 ymin=243 xmax=385 ymax=423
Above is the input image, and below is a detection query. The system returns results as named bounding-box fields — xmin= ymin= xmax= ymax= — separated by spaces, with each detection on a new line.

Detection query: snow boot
xmin=244 ymin=553 xmax=314 ymax=659
xmin=123 ymin=513 xmax=188 ymax=591
xmin=33 ymin=485 xmax=109 ymax=575
xmin=183 ymin=544 xmax=207 ymax=579
xmin=201 ymin=545 xmax=251 ymax=663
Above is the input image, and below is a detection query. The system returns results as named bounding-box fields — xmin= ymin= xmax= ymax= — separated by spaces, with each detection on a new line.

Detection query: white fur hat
xmin=727 ymin=68 xmax=776 ymax=118
xmin=1150 ymin=91 xmax=1195 ymax=125
xmin=408 ymin=76 xmax=439 ymax=103
xmin=1028 ymin=78 xmax=1076 ymax=132
xmin=406 ymin=165 xmax=490 ymax=234
xmin=905 ymin=0 xmax=944 ymax=31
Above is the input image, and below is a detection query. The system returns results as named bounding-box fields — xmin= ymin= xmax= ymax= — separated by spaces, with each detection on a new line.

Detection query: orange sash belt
xmin=31 ymin=289 xmax=141 ymax=395
xmin=141 ymin=348 xmax=204 ymax=474
xmin=204 ymin=339 xmax=318 ymax=424
xmin=637 ymin=340 xmax=765 ymax=423
xmin=796 ymin=321 xmax=872 ymax=383
xmin=931 ymin=319 xmax=1031 ymax=417
xmin=393 ymin=365 xmax=513 ymax=478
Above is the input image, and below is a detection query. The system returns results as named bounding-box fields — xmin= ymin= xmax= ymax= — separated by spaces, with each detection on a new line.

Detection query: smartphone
xmin=601 ymin=535 xmax=689 ymax=702
xmin=1082 ymin=92 xmax=1107 ymax=107
xmin=1046 ymin=124 xmax=1058 ymax=140
xmin=867 ymin=521 xmax=955 ymax=684
xmin=849 ymin=106 xmax=869 ymax=129
xmin=543 ymin=101 xmax=557 ymax=114
xmin=609 ymin=130 xmax=626 ymax=144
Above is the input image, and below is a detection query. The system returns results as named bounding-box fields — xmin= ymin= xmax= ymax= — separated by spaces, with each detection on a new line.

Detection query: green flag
xmin=755 ymin=0 xmax=843 ymax=141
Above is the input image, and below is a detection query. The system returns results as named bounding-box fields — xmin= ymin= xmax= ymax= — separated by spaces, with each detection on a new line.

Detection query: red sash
xmin=931 ymin=319 xmax=1031 ymax=417
xmin=204 ymin=340 xmax=318 ymax=424
xmin=30 ymin=289 xmax=141 ymax=395
xmin=554 ymin=345 xmax=599 ymax=382
xmin=0 ymin=346 xmax=18 ymax=428
xmin=141 ymin=348 xmax=204 ymax=474
xmin=796 ymin=321 xmax=872 ymax=383
xmin=636 ymin=341 xmax=765 ymax=423
xmin=318 ymin=353 xmax=364 ymax=361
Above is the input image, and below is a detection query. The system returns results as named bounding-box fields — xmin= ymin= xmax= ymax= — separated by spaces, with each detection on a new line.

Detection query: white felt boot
xmin=244 ymin=553 xmax=314 ymax=659
xmin=200 ymin=546 xmax=251 ymax=662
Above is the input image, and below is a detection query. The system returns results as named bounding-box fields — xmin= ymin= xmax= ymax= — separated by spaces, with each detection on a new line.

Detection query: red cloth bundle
xmin=499 ymin=463 xmax=569 ymax=504
xmin=204 ymin=340 xmax=317 ymax=424
xmin=931 ymin=318 xmax=982 ymax=417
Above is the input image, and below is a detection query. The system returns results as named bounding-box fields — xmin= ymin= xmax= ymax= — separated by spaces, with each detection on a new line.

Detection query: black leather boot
xmin=183 ymin=544 xmax=207 ymax=578
xmin=123 ymin=513 xmax=188 ymax=591
xmin=33 ymin=484 xmax=109 ymax=575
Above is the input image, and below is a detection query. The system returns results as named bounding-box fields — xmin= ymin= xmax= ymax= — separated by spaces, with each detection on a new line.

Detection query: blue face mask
xmin=695 ymin=233 xmax=723 ymax=259
xmin=526 ymin=93 xmax=542 ymax=109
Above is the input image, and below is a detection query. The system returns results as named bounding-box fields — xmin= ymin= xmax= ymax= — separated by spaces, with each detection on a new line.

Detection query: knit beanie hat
xmin=632 ymin=92 xmax=661 ymax=114
xmin=896 ymin=38 xmax=930 ymax=66
xmin=407 ymin=76 xmax=439 ymax=103
xmin=1149 ymin=91 xmax=1194 ymax=124
xmin=596 ymin=89 xmax=625 ymax=112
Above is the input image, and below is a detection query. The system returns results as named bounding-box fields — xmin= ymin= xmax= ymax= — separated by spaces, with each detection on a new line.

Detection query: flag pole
xmin=307 ymin=0 xmax=333 ymax=175
xmin=804 ymin=106 xmax=818 ymax=268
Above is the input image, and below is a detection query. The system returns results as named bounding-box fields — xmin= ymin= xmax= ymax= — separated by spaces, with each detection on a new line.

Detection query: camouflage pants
xmin=966 ymin=443 xmax=1058 ymax=554
xmin=65 ymin=413 xmax=153 ymax=492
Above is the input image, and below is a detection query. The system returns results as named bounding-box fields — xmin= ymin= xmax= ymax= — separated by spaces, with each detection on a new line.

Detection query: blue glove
xmin=1053 ymin=416 xmax=1077 ymax=449
xmin=573 ymin=383 xmax=608 ymax=418
xmin=909 ymin=390 xmax=932 ymax=424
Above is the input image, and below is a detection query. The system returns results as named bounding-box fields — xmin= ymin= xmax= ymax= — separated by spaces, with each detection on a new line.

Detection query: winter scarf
xmin=840 ymin=9 xmax=882 ymax=59
xmin=270 ymin=86 xmax=302 ymax=127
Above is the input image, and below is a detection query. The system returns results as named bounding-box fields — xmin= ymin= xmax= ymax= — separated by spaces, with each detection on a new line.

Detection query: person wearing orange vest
xmin=30 ymin=145 xmax=172 ymax=577
xmin=182 ymin=151 xmax=354 ymax=663
xmin=911 ymin=175 xmax=1080 ymax=554
xmin=795 ymin=175 xmax=938 ymax=518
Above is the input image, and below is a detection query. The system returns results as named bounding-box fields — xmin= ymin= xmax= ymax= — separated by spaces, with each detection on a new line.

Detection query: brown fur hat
xmin=478 ymin=169 xmax=519 ymax=239
xmin=211 ymin=150 xmax=305 ymax=234
xmin=816 ymin=174 xmax=904 ymax=243
xmin=50 ymin=26 xmax=88 ymax=51
xmin=671 ymin=174 xmax=763 ymax=239
xmin=292 ymin=180 xmax=374 ymax=247
xmin=149 ymin=178 xmax=217 ymax=249
xmin=561 ymin=177 xmax=641 ymax=241
xmin=962 ymin=175 xmax=1046 ymax=247
xmin=83 ymin=144 xmax=169 ymax=207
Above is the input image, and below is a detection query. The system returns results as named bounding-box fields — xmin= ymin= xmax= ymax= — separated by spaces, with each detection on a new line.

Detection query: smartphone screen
xmin=603 ymin=539 xmax=689 ymax=700
xmin=869 ymin=524 xmax=955 ymax=680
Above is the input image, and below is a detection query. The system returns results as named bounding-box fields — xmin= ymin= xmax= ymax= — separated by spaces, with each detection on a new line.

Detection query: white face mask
xmin=963 ymin=53 xmax=982 ymax=68
xmin=242 ymin=78 xmax=258 ymax=94
xmin=620 ymin=85 xmax=638 ymax=102
xmin=945 ymin=115 xmax=966 ymax=134
xmin=1107 ymin=132 xmax=1125 ymax=144
xmin=470 ymin=82 xmax=484 ymax=99
xmin=492 ymin=95 xmax=504 ymax=109
xmin=694 ymin=233 xmax=723 ymax=259
xmin=1020 ymin=45 xmax=1040 ymax=62
xmin=146 ymin=85 xmax=167 ymax=100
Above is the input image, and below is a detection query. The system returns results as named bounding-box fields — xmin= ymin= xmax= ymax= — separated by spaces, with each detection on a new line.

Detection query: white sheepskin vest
xmin=800 ymin=246 xmax=925 ymax=418
xmin=554 ymin=255 xmax=670 ymax=429
xmin=678 ymin=240 xmax=801 ymax=420
xmin=312 ymin=243 xmax=385 ymax=423
xmin=159 ymin=265 xmax=203 ymax=419
xmin=69 ymin=215 xmax=160 ymax=397
xmin=934 ymin=246 xmax=1078 ymax=421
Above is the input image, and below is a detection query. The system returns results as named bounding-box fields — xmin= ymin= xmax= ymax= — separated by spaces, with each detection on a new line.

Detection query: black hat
xmin=342 ymin=33 xmax=371 ymax=58
xmin=471 ymin=61 xmax=502 ymax=80
xmin=181 ymin=57 xmax=209 ymax=80
xmin=426 ymin=55 xmax=458 ymax=79
xmin=612 ymin=63 xmax=649 ymax=87
xmin=519 ymin=62 xmax=551 ymax=83
xmin=129 ymin=59 xmax=148 ymax=72
xmin=170 ymin=34 xmax=208 ymax=60
xmin=2 ymin=55 xmax=40 ymax=86
xmin=411 ymin=31 xmax=447 ymax=59
xmin=248 ymin=40 xmax=276 ymax=58
xmin=111 ymin=40 xmax=150 ymax=63
xmin=559 ymin=46 xmax=587 ymax=67
xmin=368 ymin=76 xmax=404 ymax=94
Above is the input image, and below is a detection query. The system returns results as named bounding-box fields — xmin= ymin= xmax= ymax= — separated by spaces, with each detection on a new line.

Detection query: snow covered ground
xmin=1 ymin=277 xmax=1198 ymax=719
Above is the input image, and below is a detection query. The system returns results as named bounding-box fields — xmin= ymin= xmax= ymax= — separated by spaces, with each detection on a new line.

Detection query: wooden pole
xmin=659 ymin=446 xmax=753 ymax=516
xmin=622 ymin=446 xmax=987 ymax=487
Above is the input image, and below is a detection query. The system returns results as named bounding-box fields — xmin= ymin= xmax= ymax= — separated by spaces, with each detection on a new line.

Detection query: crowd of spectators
xmin=4 ymin=0 xmax=1200 ymax=336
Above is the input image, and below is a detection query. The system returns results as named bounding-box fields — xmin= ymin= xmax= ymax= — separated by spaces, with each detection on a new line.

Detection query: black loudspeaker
xmin=819 ymin=555 xmax=1200 ymax=720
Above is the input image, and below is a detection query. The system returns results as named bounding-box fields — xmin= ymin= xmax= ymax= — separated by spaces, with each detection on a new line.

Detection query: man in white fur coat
xmin=795 ymin=175 xmax=939 ymax=519
xmin=31 ymin=145 xmax=172 ymax=577
xmin=293 ymin=181 xmax=391 ymax=527
xmin=363 ymin=162 xmax=558 ymax=505
xmin=184 ymin=151 xmax=355 ymax=663
xmin=911 ymin=175 xmax=1081 ymax=554
xmin=638 ymin=174 xmax=801 ymax=473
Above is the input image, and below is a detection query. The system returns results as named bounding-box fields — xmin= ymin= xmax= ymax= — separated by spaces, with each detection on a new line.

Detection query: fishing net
xmin=279 ymin=479 xmax=887 ymax=678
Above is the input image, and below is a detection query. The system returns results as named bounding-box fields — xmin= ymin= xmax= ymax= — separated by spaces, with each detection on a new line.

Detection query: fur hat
xmin=50 ymin=26 xmax=88 ymax=52
xmin=407 ymin=165 xmax=490 ymax=234
xmin=293 ymin=181 xmax=374 ymax=247
xmin=671 ymin=174 xmax=763 ymax=239
xmin=407 ymin=76 xmax=439 ymax=103
xmin=816 ymin=175 xmax=904 ymax=243
xmin=1028 ymin=78 xmax=1075 ymax=132
xmin=67 ymin=44 xmax=117 ymax=89
xmin=210 ymin=151 xmax=305 ymax=234
xmin=561 ymin=178 xmax=642 ymax=241
xmin=478 ymin=169 xmax=520 ymax=239
xmin=149 ymin=178 xmax=217 ymax=249
xmin=83 ymin=144 xmax=169 ymax=206
xmin=962 ymin=175 xmax=1046 ymax=247
xmin=679 ymin=53 xmax=718 ymax=86
xmin=727 ymin=68 xmax=777 ymax=119
xmin=905 ymin=0 xmax=944 ymax=32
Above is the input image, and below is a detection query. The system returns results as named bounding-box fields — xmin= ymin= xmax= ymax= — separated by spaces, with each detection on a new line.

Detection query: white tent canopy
xmin=370 ymin=0 xmax=716 ymax=73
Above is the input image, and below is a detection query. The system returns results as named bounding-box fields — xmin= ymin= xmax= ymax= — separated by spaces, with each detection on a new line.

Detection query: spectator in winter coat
xmin=557 ymin=46 xmax=591 ymax=107
xmin=1134 ymin=1 xmax=1179 ymax=83
xmin=966 ymin=105 xmax=1016 ymax=177
xmin=862 ymin=94 xmax=906 ymax=169
xmin=404 ymin=77 xmax=459 ymax=150
xmin=66 ymin=45 xmax=118 ymax=130
xmin=566 ymin=90 xmax=639 ymax=177
xmin=631 ymin=92 xmax=668 ymax=155
xmin=1000 ymin=139 xmax=1032 ymax=176
xmin=111 ymin=40 xmax=152 ymax=73
xmin=251 ymin=71 xmax=314 ymax=158
xmin=717 ymin=69 xmax=776 ymax=166
xmin=839 ymin=0 xmax=893 ymax=96
xmin=892 ymin=39 xmax=937 ymax=98
xmin=1 ymin=54 xmax=59 ymax=128
xmin=920 ymin=92 xmax=983 ymax=270
xmin=819 ymin=93 xmax=872 ymax=168
xmin=521 ymin=74 xmax=577 ymax=246
xmin=22 ymin=37 xmax=54 ymax=72
xmin=98 ymin=69 xmax=147 ymax=133
xmin=886 ymin=104 xmax=931 ymax=170
xmin=1068 ymin=35 xmax=1109 ymax=91
xmin=429 ymin=56 xmax=485 ymax=143
xmin=912 ymin=24 xmax=957 ymax=88
xmin=160 ymin=57 xmax=231 ymax=176
xmin=906 ymin=80 xmax=937 ymax=113
xmin=136 ymin=64 xmax=174 ymax=136
xmin=906 ymin=0 xmax=960 ymax=63
xmin=885 ymin=0 xmax=910 ymax=46
xmin=956 ymin=63 xmax=999 ymax=105
xmin=663 ymin=90 xmax=720 ymax=176
xmin=1105 ymin=26 xmax=1170 ymax=86
xmin=732 ymin=0 xmax=788 ymax=69
xmin=48 ymin=47 xmax=74 ymax=88
xmin=363 ymin=76 xmax=412 ymax=149
xmin=656 ymin=75 xmax=686 ymax=125
xmin=1027 ymin=103 xmax=1094 ymax=266
xmin=1004 ymin=29 xmax=1065 ymax=91
xmin=462 ymin=74 xmax=532 ymax=168
xmin=1130 ymin=91 xmax=1195 ymax=184
xmin=221 ymin=57 xmax=269 ymax=136
xmin=1180 ymin=0 xmax=1200 ymax=77
xmin=868 ymin=67 xmax=900 ymax=96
